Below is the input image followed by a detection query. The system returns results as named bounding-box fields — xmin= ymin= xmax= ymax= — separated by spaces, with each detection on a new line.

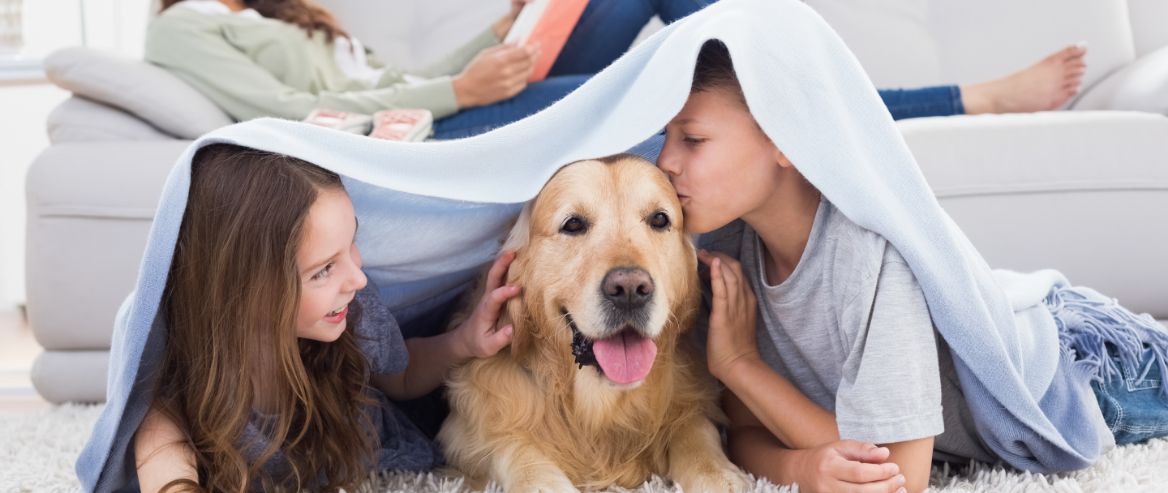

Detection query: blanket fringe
xmin=1049 ymin=286 xmax=1168 ymax=399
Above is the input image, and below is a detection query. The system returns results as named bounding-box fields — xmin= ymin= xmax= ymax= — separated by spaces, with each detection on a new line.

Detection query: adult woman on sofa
xmin=149 ymin=0 xmax=1088 ymax=139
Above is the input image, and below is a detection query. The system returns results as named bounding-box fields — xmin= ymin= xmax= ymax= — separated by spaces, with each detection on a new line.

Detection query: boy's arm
xmin=134 ymin=406 xmax=198 ymax=493
xmin=883 ymin=438 xmax=934 ymax=493
xmin=700 ymin=249 xmax=839 ymax=448
xmin=835 ymin=250 xmax=944 ymax=493
xmin=718 ymin=357 xmax=840 ymax=448
xmin=703 ymin=246 xmax=933 ymax=492
xmin=722 ymin=355 xmax=936 ymax=493
xmin=724 ymin=391 xmax=904 ymax=493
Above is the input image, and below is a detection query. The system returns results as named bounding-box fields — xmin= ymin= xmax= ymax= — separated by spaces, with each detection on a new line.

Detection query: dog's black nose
xmin=602 ymin=267 xmax=654 ymax=310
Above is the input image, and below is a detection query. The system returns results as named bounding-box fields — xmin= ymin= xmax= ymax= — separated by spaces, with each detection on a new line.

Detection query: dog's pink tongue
xmin=592 ymin=331 xmax=657 ymax=385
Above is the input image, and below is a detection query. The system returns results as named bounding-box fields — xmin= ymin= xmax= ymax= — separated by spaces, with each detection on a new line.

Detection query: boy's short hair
xmin=691 ymin=40 xmax=746 ymax=103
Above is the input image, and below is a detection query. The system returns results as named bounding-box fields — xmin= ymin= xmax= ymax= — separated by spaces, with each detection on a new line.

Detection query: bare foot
xmin=961 ymin=43 xmax=1088 ymax=114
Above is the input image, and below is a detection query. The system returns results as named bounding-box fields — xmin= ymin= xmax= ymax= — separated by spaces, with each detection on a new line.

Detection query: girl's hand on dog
xmin=456 ymin=250 xmax=522 ymax=360
xmin=698 ymin=249 xmax=762 ymax=380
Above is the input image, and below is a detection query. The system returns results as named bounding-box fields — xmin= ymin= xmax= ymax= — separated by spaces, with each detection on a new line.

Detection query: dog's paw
xmin=676 ymin=466 xmax=752 ymax=493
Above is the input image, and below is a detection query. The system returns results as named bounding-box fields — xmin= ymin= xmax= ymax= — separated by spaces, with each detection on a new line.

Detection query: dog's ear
xmin=501 ymin=201 xmax=533 ymax=254
xmin=506 ymin=295 xmax=536 ymax=361
xmin=502 ymin=202 xmax=534 ymax=359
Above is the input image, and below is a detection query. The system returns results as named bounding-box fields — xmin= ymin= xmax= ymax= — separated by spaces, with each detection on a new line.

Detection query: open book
xmin=504 ymin=0 xmax=589 ymax=82
xmin=304 ymin=108 xmax=433 ymax=142
xmin=369 ymin=109 xmax=433 ymax=142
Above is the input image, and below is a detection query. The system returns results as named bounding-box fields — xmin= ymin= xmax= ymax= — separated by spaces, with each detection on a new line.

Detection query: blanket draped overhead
xmin=78 ymin=0 xmax=1112 ymax=490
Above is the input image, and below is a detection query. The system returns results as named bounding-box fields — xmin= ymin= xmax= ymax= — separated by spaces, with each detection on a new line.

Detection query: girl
xmin=648 ymin=41 xmax=1168 ymax=493
xmin=131 ymin=144 xmax=521 ymax=492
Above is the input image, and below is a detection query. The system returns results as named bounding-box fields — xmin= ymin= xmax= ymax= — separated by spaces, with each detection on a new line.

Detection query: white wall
xmin=1 ymin=0 xmax=150 ymax=310
xmin=80 ymin=0 xmax=152 ymax=58
xmin=0 ymin=84 xmax=67 ymax=311
xmin=20 ymin=0 xmax=149 ymax=58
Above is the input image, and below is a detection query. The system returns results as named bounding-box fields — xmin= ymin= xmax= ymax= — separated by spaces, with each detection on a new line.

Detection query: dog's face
xmin=503 ymin=155 xmax=699 ymax=389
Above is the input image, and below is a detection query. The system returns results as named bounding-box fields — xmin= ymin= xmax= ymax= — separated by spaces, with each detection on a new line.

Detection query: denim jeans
xmin=433 ymin=0 xmax=966 ymax=140
xmin=1048 ymin=285 xmax=1168 ymax=446
xmin=878 ymin=85 xmax=965 ymax=120
xmin=432 ymin=74 xmax=591 ymax=139
xmin=1092 ymin=345 xmax=1168 ymax=445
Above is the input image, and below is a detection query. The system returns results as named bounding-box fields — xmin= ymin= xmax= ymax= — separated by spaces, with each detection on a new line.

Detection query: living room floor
xmin=0 ymin=308 xmax=51 ymax=413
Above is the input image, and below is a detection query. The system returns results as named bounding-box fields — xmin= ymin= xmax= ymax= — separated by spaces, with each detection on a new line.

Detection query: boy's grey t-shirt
xmin=700 ymin=198 xmax=995 ymax=463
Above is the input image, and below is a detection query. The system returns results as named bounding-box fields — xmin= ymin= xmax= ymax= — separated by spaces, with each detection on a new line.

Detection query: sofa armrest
xmin=1072 ymin=44 xmax=1168 ymax=114
xmin=897 ymin=111 xmax=1168 ymax=318
xmin=48 ymin=96 xmax=173 ymax=143
xmin=26 ymin=140 xmax=192 ymax=351
xmin=45 ymin=47 xmax=234 ymax=139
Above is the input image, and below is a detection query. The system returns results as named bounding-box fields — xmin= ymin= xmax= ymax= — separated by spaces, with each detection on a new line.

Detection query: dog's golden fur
xmin=438 ymin=156 xmax=748 ymax=492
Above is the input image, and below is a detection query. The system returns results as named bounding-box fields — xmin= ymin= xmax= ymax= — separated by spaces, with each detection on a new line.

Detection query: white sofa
xmin=27 ymin=0 xmax=1168 ymax=403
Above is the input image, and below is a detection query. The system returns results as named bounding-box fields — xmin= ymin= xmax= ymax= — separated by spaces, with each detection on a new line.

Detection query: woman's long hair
xmin=153 ymin=144 xmax=374 ymax=492
xmin=161 ymin=0 xmax=350 ymax=43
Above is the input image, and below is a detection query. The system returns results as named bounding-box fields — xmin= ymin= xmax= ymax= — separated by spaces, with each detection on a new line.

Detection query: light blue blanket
xmin=77 ymin=0 xmax=1113 ymax=490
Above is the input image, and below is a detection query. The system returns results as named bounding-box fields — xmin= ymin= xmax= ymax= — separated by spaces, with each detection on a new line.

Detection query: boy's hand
xmin=698 ymin=249 xmax=761 ymax=380
xmin=794 ymin=441 xmax=905 ymax=493
xmin=455 ymin=251 xmax=522 ymax=359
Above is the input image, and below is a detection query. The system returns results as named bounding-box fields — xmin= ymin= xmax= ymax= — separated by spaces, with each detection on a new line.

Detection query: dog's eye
xmin=560 ymin=216 xmax=588 ymax=235
xmin=649 ymin=211 xmax=671 ymax=231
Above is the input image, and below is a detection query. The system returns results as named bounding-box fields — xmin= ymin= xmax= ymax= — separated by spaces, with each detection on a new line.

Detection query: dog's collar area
xmin=563 ymin=309 xmax=599 ymax=370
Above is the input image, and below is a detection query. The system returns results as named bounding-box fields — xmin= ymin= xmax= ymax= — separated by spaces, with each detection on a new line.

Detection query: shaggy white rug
xmin=3 ymin=404 xmax=1166 ymax=492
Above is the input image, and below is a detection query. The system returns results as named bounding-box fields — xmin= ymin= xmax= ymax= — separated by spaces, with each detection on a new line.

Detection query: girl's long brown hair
xmin=161 ymin=0 xmax=350 ymax=43
xmin=154 ymin=144 xmax=374 ymax=492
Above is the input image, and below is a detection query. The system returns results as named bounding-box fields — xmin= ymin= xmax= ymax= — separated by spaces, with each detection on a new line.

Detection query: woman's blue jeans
xmin=432 ymin=0 xmax=965 ymax=140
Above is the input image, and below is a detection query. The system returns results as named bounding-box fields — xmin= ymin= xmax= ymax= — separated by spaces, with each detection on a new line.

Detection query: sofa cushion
xmin=1073 ymin=44 xmax=1168 ymax=114
xmin=1128 ymin=0 xmax=1168 ymax=57
xmin=321 ymin=0 xmax=503 ymax=71
xmin=805 ymin=0 xmax=1135 ymax=92
xmin=800 ymin=0 xmax=940 ymax=88
xmin=898 ymin=111 xmax=1168 ymax=318
xmin=44 ymin=47 xmax=234 ymax=139
xmin=47 ymin=96 xmax=172 ymax=143
xmin=320 ymin=0 xmax=421 ymax=69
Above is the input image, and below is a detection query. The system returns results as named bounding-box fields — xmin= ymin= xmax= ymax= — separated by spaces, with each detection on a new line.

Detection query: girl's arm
xmin=372 ymin=330 xmax=484 ymax=400
xmin=134 ymin=406 xmax=198 ymax=493
xmin=373 ymin=252 xmax=520 ymax=401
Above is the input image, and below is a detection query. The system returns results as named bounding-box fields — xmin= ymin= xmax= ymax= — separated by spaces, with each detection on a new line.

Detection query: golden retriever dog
xmin=438 ymin=155 xmax=749 ymax=492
